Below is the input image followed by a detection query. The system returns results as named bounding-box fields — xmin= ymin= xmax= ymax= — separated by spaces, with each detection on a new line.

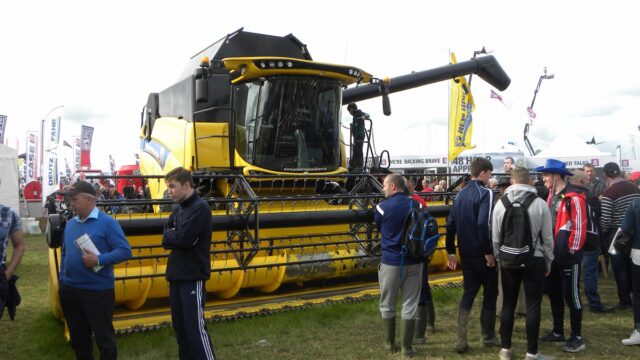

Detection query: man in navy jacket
xmin=163 ymin=167 xmax=216 ymax=360
xmin=446 ymin=157 xmax=499 ymax=353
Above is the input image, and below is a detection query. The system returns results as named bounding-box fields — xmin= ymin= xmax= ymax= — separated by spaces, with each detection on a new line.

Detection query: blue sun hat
xmin=534 ymin=159 xmax=573 ymax=176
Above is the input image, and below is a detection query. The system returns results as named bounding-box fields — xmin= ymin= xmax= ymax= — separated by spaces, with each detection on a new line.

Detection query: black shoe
xmin=616 ymin=302 xmax=633 ymax=311
xmin=540 ymin=331 xmax=565 ymax=343
xmin=590 ymin=304 xmax=616 ymax=313
xmin=562 ymin=336 xmax=586 ymax=353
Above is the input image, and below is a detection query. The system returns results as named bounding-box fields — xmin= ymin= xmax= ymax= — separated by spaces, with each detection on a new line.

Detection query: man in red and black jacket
xmin=536 ymin=159 xmax=587 ymax=354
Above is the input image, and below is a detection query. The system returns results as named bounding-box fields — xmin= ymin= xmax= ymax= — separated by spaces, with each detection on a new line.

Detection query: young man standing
xmin=600 ymin=162 xmax=640 ymax=310
xmin=569 ymin=170 xmax=614 ymax=313
xmin=163 ymin=167 xmax=216 ymax=360
xmin=492 ymin=167 xmax=554 ymax=360
xmin=536 ymin=159 xmax=587 ymax=353
xmin=58 ymin=181 xmax=132 ymax=360
xmin=0 ymin=196 xmax=25 ymax=319
xmin=446 ymin=157 xmax=499 ymax=353
xmin=375 ymin=173 xmax=423 ymax=357
xmin=405 ymin=178 xmax=435 ymax=344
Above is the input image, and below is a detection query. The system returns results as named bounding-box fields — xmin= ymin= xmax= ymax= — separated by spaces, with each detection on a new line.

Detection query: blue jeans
xmin=582 ymin=249 xmax=603 ymax=309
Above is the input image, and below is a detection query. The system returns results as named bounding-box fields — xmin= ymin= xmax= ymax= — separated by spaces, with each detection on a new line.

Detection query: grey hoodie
xmin=492 ymin=183 xmax=554 ymax=270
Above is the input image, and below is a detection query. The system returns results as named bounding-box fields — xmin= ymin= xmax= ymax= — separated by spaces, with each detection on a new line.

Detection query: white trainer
xmin=622 ymin=329 xmax=640 ymax=346
xmin=499 ymin=348 xmax=513 ymax=360
xmin=525 ymin=352 xmax=554 ymax=360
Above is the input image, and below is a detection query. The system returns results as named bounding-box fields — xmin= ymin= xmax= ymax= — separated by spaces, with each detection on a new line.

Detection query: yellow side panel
xmin=191 ymin=122 xmax=231 ymax=169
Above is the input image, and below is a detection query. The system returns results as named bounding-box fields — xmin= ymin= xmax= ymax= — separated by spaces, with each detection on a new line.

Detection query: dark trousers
xmin=633 ymin=262 xmax=640 ymax=329
xmin=418 ymin=262 xmax=433 ymax=305
xmin=544 ymin=261 xmax=583 ymax=337
xmin=582 ymin=249 xmax=604 ymax=309
xmin=169 ymin=280 xmax=216 ymax=360
xmin=460 ymin=256 xmax=498 ymax=311
xmin=59 ymin=283 xmax=117 ymax=360
xmin=611 ymin=253 xmax=633 ymax=305
xmin=500 ymin=258 xmax=546 ymax=354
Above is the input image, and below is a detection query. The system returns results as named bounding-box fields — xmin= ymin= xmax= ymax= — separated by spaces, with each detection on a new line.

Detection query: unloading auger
xmin=46 ymin=28 xmax=510 ymax=333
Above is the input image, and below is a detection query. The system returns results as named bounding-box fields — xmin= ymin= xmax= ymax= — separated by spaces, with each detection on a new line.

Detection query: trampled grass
xmin=1 ymin=235 xmax=638 ymax=359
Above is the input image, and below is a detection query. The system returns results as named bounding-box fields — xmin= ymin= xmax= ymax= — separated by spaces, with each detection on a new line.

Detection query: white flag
xmin=42 ymin=107 xmax=63 ymax=205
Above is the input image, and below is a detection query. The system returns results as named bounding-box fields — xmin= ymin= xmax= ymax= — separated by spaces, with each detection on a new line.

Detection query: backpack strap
xmin=500 ymin=195 xmax=512 ymax=210
xmin=521 ymin=192 xmax=538 ymax=209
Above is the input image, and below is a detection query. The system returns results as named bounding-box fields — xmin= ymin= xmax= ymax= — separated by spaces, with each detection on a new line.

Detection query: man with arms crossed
xmin=163 ymin=167 xmax=216 ymax=360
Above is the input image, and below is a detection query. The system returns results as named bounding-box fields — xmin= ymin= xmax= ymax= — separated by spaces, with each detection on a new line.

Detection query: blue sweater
xmin=375 ymin=192 xmax=420 ymax=266
xmin=446 ymin=179 xmax=494 ymax=258
xmin=60 ymin=207 xmax=132 ymax=290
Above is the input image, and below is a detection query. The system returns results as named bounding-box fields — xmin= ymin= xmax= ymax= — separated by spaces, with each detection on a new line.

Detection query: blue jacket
xmin=375 ymin=192 xmax=420 ymax=266
xmin=60 ymin=207 xmax=132 ymax=291
xmin=621 ymin=198 xmax=640 ymax=250
xmin=446 ymin=179 xmax=494 ymax=258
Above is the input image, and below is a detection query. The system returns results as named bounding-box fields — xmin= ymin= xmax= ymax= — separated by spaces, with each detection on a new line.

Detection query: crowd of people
xmin=376 ymin=157 xmax=640 ymax=359
xmin=5 ymin=156 xmax=640 ymax=358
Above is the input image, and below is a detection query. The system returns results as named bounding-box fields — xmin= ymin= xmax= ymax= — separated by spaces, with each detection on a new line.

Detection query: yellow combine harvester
xmin=46 ymin=28 xmax=510 ymax=333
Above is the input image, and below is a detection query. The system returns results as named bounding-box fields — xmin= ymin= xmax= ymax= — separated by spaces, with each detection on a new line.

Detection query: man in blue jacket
xmin=163 ymin=167 xmax=216 ymax=360
xmin=58 ymin=181 xmax=132 ymax=360
xmin=375 ymin=172 xmax=423 ymax=357
xmin=446 ymin=157 xmax=499 ymax=353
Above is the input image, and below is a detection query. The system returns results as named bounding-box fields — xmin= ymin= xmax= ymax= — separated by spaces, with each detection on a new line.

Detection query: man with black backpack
xmin=375 ymin=173 xmax=423 ymax=357
xmin=492 ymin=167 xmax=554 ymax=360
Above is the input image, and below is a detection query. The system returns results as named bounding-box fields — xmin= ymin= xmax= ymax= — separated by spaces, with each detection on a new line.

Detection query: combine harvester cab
xmin=46 ymin=28 xmax=510 ymax=333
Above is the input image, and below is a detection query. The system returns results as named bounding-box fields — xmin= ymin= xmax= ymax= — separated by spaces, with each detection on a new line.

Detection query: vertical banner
xmin=80 ymin=125 xmax=94 ymax=168
xmin=26 ymin=132 xmax=39 ymax=183
xmin=73 ymin=136 xmax=81 ymax=171
xmin=0 ymin=115 xmax=7 ymax=144
xmin=42 ymin=108 xmax=63 ymax=204
xmin=448 ymin=52 xmax=476 ymax=161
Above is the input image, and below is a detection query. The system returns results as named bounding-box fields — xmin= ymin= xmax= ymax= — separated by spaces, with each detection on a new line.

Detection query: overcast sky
xmin=2 ymin=1 xmax=639 ymax=171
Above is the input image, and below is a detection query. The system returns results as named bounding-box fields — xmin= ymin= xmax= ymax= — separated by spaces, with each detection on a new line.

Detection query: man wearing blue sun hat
xmin=535 ymin=159 xmax=588 ymax=354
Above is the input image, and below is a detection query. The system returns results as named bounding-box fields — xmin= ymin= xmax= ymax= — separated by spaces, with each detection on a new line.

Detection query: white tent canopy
xmin=533 ymin=134 xmax=611 ymax=158
xmin=0 ymin=144 xmax=19 ymax=211
xmin=526 ymin=134 xmax=615 ymax=169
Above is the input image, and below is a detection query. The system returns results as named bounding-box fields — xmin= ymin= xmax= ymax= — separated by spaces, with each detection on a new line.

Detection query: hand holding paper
xmin=74 ymin=233 xmax=104 ymax=272
xmin=82 ymin=249 xmax=99 ymax=268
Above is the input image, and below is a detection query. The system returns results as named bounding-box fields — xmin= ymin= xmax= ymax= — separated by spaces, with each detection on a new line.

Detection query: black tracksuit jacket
xmin=162 ymin=191 xmax=212 ymax=282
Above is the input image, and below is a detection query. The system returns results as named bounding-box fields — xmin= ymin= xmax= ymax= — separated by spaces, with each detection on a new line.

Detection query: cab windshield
xmin=233 ymin=77 xmax=342 ymax=172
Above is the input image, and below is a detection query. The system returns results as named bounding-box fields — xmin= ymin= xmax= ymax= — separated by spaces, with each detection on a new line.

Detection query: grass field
xmin=0 ymin=235 xmax=638 ymax=359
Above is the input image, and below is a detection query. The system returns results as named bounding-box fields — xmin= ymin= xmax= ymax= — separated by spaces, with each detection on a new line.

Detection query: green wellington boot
xmin=401 ymin=319 xmax=417 ymax=357
xmin=425 ymin=300 xmax=436 ymax=333
xmin=413 ymin=306 xmax=427 ymax=345
xmin=480 ymin=309 xmax=501 ymax=347
xmin=382 ymin=317 xmax=398 ymax=353
xmin=456 ymin=308 xmax=470 ymax=353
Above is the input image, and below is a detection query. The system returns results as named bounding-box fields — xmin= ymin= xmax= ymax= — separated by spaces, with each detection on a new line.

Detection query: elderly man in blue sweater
xmin=59 ymin=181 xmax=132 ymax=360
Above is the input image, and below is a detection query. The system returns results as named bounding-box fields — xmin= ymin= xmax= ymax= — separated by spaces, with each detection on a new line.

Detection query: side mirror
xmin=195 ymin=68 xmax=209 ymax=104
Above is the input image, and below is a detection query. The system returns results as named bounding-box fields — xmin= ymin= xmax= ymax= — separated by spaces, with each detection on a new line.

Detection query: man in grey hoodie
xmin=492 ymin=167 xmax=554 ymax=360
